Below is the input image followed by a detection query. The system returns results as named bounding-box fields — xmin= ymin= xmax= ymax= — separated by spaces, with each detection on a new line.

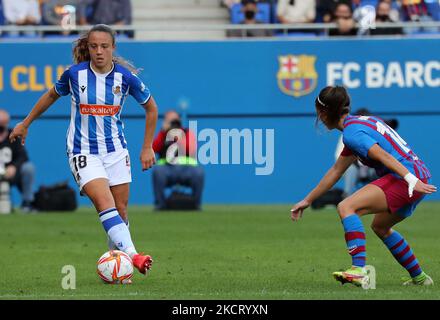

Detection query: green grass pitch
xmin=0 ymin=203 xmax=439 ymax=300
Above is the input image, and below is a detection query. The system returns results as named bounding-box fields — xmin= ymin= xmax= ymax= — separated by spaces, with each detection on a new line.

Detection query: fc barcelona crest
xmin=277 ymin=55 xmax=318 ymax=98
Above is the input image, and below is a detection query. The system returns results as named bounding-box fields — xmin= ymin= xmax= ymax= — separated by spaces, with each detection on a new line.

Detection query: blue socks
xmin=383 ymin=231 xmax=422 ymax=278
xmin=342 ymin=215 xmax=366 ymax=267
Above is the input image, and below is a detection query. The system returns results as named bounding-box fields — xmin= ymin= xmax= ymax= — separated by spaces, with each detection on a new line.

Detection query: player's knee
xmin=371 ymin=223 xmax=390 ymax=238
xmin=337 ymin=200 xmax=354 ymax=218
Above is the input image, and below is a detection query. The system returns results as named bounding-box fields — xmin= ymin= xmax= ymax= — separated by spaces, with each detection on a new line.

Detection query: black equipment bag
xmin=165 ymin=191 xmax=198 ymax=210
xmin=311 ymin=188 xmax=344 ymax=210
xmin=34 ymin=182 xmax=77 ymax=211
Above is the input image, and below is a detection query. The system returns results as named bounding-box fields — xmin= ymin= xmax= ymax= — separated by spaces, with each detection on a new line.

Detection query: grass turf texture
xmin=0 ymin=203 xmax=439 ymax=300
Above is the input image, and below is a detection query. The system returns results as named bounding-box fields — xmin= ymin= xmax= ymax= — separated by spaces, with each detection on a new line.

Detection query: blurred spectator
xmin=380 ymin=0 xmax=400 ymax=22
xmin=2 ymin=0 xmax=41 ymax=26
xmin=78 ymin=0 xmax=131 ymax=26
xmin=316 ymin=0 xmax=352 ymax=22
xmin=0 ymin=1 xmax=4 ymax=26
xmin=401 ymin=0 xmax=430 ymax=21
xmin=277 ymin=0 xmax=316 ymax=24
xmin=223 ymin=0 xmax=241 ymax=8
xmin=227 ymin=0 xmax=273 ymax=37
xmin=152 ymin=111 xmax=204 ymax=211
xmin=329 ymin=2 xmax=358 ymax=36
xmin=222 ymin=0 xmax=270 ymax=9
xmin=369 ymin=0 xmax=403 ymax=35
xmin=0 ymin=109 xmax=36 ymax=212
xmin=400 ymin=0 xmax=437 ymax=33
xmin=41 ymin=0 xmax=81 ymax=35
xmin=78 ymin=0 xmax=133 ymax=37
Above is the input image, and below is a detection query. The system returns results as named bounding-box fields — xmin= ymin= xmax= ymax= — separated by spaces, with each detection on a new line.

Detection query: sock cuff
xmin=99 ymin=208 xmax=124 ymax=232
xmin=383 ymin=230 xmax=403 ymax=247
xmin=342 ymin=214 xmax=364 ymax=232
xmin=99 ymin=207 xmax=117 ymax=218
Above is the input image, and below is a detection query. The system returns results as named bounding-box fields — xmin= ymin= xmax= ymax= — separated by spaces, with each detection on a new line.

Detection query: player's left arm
xmin=367 ymin=144 xmax=437 ymax=196
xmin=140 ymin=96 xmax=158 ymax=171
xmin=128 ymin=72 xmax=158 ymax=171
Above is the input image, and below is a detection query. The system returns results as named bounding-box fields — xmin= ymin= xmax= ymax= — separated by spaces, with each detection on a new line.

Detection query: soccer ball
xmin=96 ymin=250 xmax=134 ymax=284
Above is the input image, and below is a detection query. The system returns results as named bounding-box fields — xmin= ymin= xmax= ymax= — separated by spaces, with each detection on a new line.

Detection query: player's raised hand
xmin=291 ymin=199 xmax=310 ymax=222
xmin=140 ymin=147 xmax=156 ymax=171
xmin=9 ymin=122 xmax=28 ymax=146
xmin=413 ymin=180 xmax=437 ymax=197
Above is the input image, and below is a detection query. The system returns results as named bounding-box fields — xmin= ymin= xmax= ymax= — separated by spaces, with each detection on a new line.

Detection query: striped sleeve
xmin=54 ymin=68 xmax=70 ymax=96
xmin=343 ymin=126 xmax=377 ymax=158
xmin=128 ymin=72 xmax=151 ymax=105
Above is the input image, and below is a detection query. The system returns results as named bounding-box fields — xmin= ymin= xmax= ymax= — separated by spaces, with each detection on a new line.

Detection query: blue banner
xmin=0 ymin=38 xmax=439 ymax=116
xmin=0 ymin=38 xmax=439 ymax=205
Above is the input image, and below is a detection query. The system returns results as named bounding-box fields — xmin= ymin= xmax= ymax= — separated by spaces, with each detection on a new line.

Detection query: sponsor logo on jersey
xmin=79 ymin=104 xmax=121 ymax=116
xmin=277 ymin=54 xmax=318 ymax=98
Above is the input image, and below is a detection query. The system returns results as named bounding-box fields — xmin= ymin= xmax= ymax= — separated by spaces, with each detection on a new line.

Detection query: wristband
xmin=404 ymin=172 xmax=419 ymax=198
xmin=404 ymin=172 xmax=418 ymax=185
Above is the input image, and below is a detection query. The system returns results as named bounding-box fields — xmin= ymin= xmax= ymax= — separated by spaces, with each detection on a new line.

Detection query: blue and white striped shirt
xmin=55 ymin=61 xmax=151 ymax=156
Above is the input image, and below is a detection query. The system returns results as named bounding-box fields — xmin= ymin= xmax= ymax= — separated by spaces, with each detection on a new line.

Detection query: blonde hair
xmin=72 ymin=24 xmax=140 ymax=74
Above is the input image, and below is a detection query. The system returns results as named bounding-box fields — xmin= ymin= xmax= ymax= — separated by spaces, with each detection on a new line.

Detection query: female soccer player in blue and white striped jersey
xmin=291 ymin=86 xmax=436 ymax=287
xmin=10 ymin=24 xmax=158 ymax=278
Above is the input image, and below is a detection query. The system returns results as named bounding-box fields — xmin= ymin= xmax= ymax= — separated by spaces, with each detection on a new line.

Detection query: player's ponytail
xmin=73 ymin=32 xmax=90 ymax=64
xmin=315 ymin=85 xmax=351 ymax=128
xmin=72 ymin=24 xmax=140 ymax=74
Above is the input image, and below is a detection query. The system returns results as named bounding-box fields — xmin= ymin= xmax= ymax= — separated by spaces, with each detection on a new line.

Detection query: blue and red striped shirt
xmin=341 ymin=115 xmax=431 ymax=180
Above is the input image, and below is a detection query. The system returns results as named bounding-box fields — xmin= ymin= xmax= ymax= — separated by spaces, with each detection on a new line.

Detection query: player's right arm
xmin=9 ymin=87 xmax=61 ymax=146
xmin=10 ymin=67 xmax=70 ymax=146
xmin=291 ymin=153 xmax=356 ymax=221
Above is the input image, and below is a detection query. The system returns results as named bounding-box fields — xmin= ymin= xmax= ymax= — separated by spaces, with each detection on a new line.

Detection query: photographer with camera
xmin=0 ymin=109 xmax=36 ymax=212
xmin=152 ymin=110 xmax=204 ymax=210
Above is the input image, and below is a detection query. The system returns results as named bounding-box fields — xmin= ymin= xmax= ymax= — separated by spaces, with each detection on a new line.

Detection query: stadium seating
xmin=425 ymin=0 xmax=440 ymax=21
xmin=358 ymin=0 xmax=378 ymax=7
xmin=275 ymin=32 xmax=319 ymax=38
xmin=230 ymin=3 xmax=271 ymax=24
xmin=1 ymin=33 xmax=40 ymax=39
xmin=0 ymin=0 xmax=4 ymax=26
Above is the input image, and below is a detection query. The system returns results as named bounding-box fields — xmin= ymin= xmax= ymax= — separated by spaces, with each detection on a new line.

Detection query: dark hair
xmin=385 ymin=118 xmax=399 ymax=130
xmin=241 ymin=0 xmax=257 ymax=5
xmin=354 ymin=108 xmax=371 ymax=116
xmin=315 ymin=86 xmax=351 ymax=128
xmin=72 ymin=24 xmax=139 ymax=74
xmin=334 ymin=2 xmax=353 ymax=13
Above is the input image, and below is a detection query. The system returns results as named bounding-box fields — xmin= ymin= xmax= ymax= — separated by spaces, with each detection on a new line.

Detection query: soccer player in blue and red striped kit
xmin=291 ymin=86 xmax=436 ymax=287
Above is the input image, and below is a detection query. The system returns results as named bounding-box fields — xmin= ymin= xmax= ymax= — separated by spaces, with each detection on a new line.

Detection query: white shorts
xmin=68 ymin=149 xmax=132 ymax=191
